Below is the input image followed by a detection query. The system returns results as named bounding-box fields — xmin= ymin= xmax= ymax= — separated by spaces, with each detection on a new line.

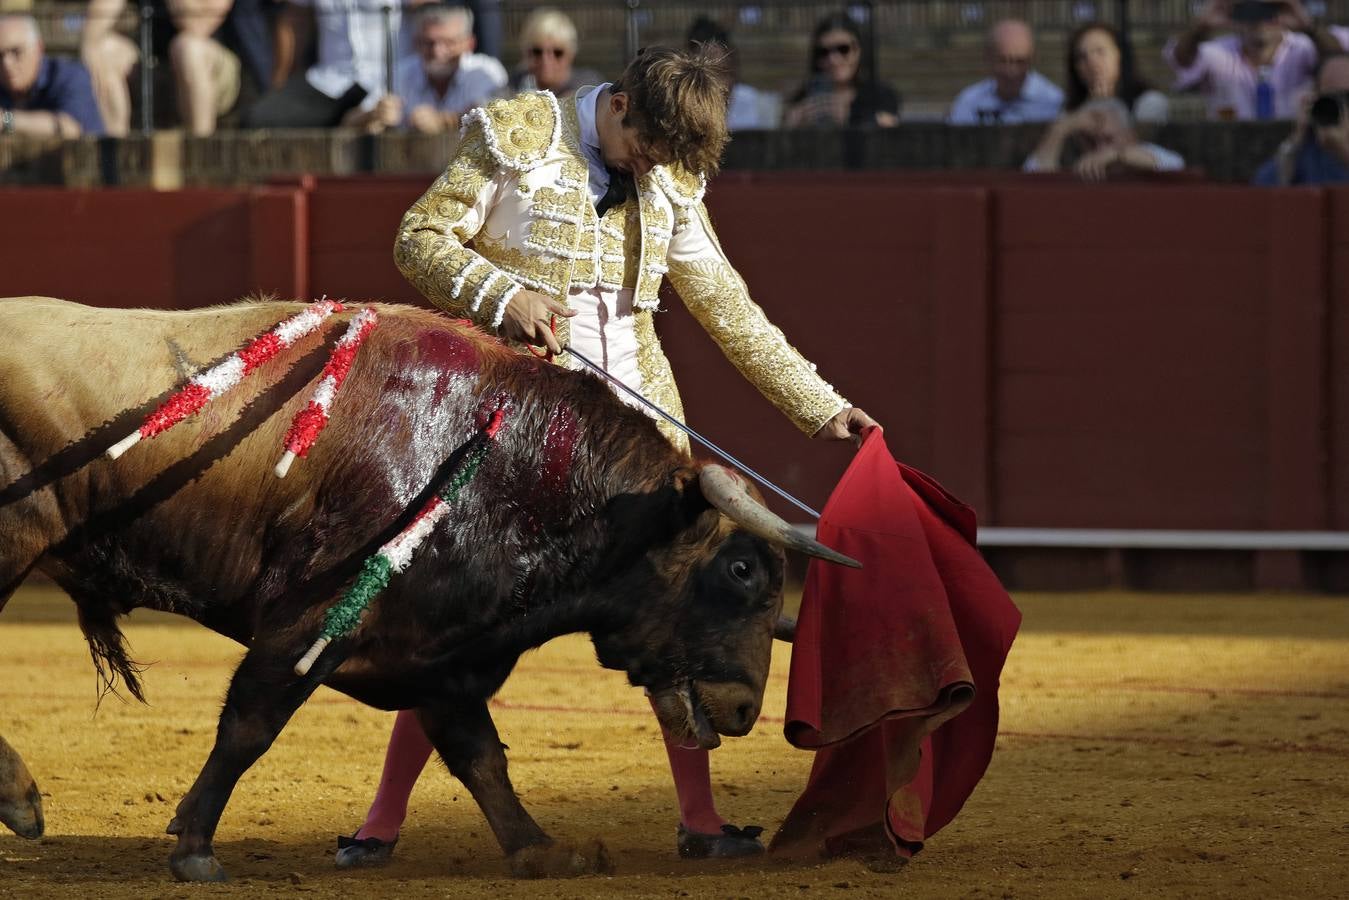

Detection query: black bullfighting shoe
xmin=676 ymin=823 xmax=766 ymax=859
xmin=334 ymin=833 xmax=397 ymax=868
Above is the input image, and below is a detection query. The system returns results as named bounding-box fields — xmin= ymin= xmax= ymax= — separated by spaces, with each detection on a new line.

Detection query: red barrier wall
xmin=0 ymin=188 xmax=306 ymax=308
xmin=992 ymin=186 xmax=1329 ymax=530
xmin=2 ymin=179 xmax=1346 ymax=537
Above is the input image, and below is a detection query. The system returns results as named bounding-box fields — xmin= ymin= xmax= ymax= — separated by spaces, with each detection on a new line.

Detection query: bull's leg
xmin=0 ymin=435 xmax=57 ymax=608
xmin=417 ymin=700 xmax=612 ymax=878
xmin=167 ymin=644 xmax=338 ymax=882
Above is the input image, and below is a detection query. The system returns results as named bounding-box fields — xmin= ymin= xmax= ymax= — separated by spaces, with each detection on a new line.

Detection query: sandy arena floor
xmin=1 ymin=581 xmax=1347 ymax=898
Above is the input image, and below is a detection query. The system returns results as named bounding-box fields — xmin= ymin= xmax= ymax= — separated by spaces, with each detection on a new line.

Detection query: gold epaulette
xmin=459 ymin=91 xmax=561 ymax=173
xmin=649 ymin=163 xmax=707 ymax=207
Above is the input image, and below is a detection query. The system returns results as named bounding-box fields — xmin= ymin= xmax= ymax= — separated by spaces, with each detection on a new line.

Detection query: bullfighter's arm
xmin=393 ymin=123 xmax=522 ymax=330
xmin=665 ymin=202 xmax=848 ymax=436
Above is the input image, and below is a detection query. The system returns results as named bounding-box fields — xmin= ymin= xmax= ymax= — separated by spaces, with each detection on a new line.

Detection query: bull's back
xmin=0 ymin=297 xmax=510 ymax=606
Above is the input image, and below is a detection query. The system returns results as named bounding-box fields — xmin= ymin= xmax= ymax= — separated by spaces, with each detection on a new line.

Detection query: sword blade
xmin=563 ymin=345 xmax=822 ymax=520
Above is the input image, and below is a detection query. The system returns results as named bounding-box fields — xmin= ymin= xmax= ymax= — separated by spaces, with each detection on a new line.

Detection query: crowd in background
xmin=3 ymin=0 xmax=1349 ymax=183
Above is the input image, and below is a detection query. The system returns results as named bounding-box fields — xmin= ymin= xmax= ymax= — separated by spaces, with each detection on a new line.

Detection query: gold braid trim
xmin=394 ymin=122 xmax=523 ymax=328
xmin=459 ymin=91 xmax=561 ymax=172
xmin=633 ymin=310 xmax=690 ymax=454
xmin=650 ymin=163 xmax=707 ymax=208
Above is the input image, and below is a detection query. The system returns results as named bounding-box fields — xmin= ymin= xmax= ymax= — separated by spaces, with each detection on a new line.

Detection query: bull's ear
xmin=670 ymin=465 xmax=714 ymax=518
xmin=588 ymin=467 xmax=715 ymax=574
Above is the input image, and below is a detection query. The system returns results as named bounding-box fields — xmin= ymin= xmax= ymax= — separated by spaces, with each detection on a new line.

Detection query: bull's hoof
xmin=169 ymin=852 xmax=228 ymax=883
xmin=0 ymin=783 xmax=44 ymax=839
xmin=508 ymin=838 xmax=614 ymax=879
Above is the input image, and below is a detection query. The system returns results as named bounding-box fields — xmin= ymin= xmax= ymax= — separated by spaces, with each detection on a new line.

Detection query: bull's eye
xmin=729 ymin=559 xmax=753 ymax=582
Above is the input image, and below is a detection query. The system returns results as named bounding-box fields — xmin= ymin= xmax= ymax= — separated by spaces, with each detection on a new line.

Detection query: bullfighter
xmin=336 ymin=42 xmax=878 ymax=866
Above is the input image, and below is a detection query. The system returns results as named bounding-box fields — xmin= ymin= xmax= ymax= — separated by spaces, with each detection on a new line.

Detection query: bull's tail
xmin=76 ymin=602 xmax=147 ymax=704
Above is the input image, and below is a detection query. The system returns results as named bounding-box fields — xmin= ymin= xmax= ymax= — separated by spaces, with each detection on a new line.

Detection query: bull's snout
xmin=0 ymin=781 xmax=45 ymax=839
xmin=0 ymin=736 xmax=44 ymax=840
xmin=695 ymin=681 xmax=762 ymax=738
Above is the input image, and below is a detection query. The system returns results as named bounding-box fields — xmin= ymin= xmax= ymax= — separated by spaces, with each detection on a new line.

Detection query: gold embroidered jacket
xmin=394 ymin=88 xmax=847 ymax=437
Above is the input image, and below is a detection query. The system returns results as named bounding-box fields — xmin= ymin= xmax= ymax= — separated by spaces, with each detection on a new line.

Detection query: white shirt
xmin=293 ymin=0 xmax=401 ymax=110
xmin=1163 ymin=31 xmax=1318 ymax=120
xmin=1022 ymin=142 xmax=1185 ymax=173
xmin=728 ymin=83 xmax=780 ymax=130
xmin=949 ymin=71 xmax=1064 ymax=125
xmin=393 ymin=52 xmax=507 ymax=123
xmin=575 ymin=83 xmax=610 ymax=205
xmin=569 ymin=85 xmax=645 ymax=405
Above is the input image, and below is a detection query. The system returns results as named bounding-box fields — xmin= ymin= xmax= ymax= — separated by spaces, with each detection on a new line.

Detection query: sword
xmin=563 ymin=345 xmax=823 ymax=520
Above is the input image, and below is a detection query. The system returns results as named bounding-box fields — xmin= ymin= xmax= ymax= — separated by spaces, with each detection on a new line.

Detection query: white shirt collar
xmin=576 ymin=83 xmax=611 ymax=204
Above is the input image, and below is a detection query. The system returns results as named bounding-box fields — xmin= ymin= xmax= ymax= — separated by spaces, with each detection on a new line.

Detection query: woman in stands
xmin=783 ymin=13 xmax=900 ymax=128
xmin=501 ymin=7 xmax=600 ymax=98
xmin=1065 ymin=22 xmax=1169 ymax=123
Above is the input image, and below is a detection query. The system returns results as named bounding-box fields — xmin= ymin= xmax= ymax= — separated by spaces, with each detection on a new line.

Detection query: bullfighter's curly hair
xmin=611 ymin=44 xmax=732 ymax=178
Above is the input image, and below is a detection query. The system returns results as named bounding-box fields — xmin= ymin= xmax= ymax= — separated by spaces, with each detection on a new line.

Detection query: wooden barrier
xmin=0 ymin=187 xmax=306 ymax=308
xmin=5 ymin=177 xmax=1349 ymax=588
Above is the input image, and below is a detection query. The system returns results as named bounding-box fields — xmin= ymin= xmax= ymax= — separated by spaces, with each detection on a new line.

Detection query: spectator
xmin=950 ymin=19 xmax=1062 ymax=124
xmin=783 ymin=12 xmax=899 ymax=128
xmin=79 ymin=0 xmax=264 ymax=137
xmin=1254 ymin=52 xmax=1349 ymax=184
xmin=0 ymin=12 xmax=104 ymax=136
xmin=346 ymin=5 xmax=504 ymax=134
xmin=1024 ymin=98 xmax=1185 ymax=179
xmin=501 ymin=7 xmax=598 ymax=98
xmin=465 ymin=0 xmax=500 ymax=61
xmin=1067 ymin=21 xmax=1169 ymax=123
xmin=1165 ymin=0 xmax=1342 ymax=120
xmin=248 ymin=0 xmax=402 ymax=128
xmin=685 ymin=15 xmax=778 ymax=130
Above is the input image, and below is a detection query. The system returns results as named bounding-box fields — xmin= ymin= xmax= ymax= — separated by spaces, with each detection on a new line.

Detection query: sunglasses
xmin=815 ymin=42 xmax=857 ymax=58
xmin=529 ymin=46 xmax=567 ymax=60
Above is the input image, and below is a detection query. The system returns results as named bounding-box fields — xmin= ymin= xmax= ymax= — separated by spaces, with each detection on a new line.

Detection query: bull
xmin=0 ymin=297 xmax=856 ymax=882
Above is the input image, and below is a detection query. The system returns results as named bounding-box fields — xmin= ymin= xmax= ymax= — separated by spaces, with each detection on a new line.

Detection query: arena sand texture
xmin=1 ymin=582 xmax=1347 ymax=899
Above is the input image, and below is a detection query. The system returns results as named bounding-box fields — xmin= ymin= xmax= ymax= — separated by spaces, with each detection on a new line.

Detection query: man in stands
xmin=949 ymin=19 xmax=1063 ymax=125
xmin=80 ymin=0 xmax=264 ymax=137
xmin=1254 ymin=52 xmax=1349 ymax=183
xmin=0 ymin=12 xmax=103 ymax=136
xmin=1165 ymin=0 xmax=1343 ymax=120
xmin=344 ymin=4 xmax=505 ymax=134
xmin=247 ymin=0 xmax=402 ymax=128
xmin=1024 ymin=98 xmax=1185 ymax=178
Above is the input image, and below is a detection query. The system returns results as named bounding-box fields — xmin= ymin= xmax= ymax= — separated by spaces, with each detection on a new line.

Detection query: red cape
xmin=770 ymin=428 xmax=1021 ymax=858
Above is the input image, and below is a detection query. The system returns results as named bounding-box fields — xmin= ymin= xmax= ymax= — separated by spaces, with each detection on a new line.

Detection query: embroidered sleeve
xmin=393 ymin=122 xmax=522 ymax=330
xmin=665 ymin=202 xmax=847 ymax=435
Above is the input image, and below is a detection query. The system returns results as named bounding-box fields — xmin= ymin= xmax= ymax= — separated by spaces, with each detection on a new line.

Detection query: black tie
xmin=596 ymin=169 xmax=630 ymax=217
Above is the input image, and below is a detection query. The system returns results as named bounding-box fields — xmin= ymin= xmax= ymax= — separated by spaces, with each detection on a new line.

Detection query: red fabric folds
xmin=770 ymin=427 xmax=1021 ymax=859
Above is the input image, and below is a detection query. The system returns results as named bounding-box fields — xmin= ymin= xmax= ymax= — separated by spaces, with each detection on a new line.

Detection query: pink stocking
xmin=650 ymin=697 xmax=727 ymax=834
xmin=354 ymin=708 xmax=435 ymax=842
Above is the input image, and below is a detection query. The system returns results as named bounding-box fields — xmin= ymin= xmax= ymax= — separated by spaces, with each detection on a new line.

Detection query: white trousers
xmin=567 ymin=284 xmax=647 ymax=414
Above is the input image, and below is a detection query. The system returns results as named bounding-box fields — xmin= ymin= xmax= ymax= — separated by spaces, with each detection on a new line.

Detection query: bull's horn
xmin=698 ymin=465 xmax=861 ymax=568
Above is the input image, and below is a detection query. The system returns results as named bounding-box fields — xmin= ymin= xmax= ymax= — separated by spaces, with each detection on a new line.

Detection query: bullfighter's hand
xmin=500 ymin=290 xmax=576 ymax=356
xmin=813 ymin=406 xmax=879 ymax=447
